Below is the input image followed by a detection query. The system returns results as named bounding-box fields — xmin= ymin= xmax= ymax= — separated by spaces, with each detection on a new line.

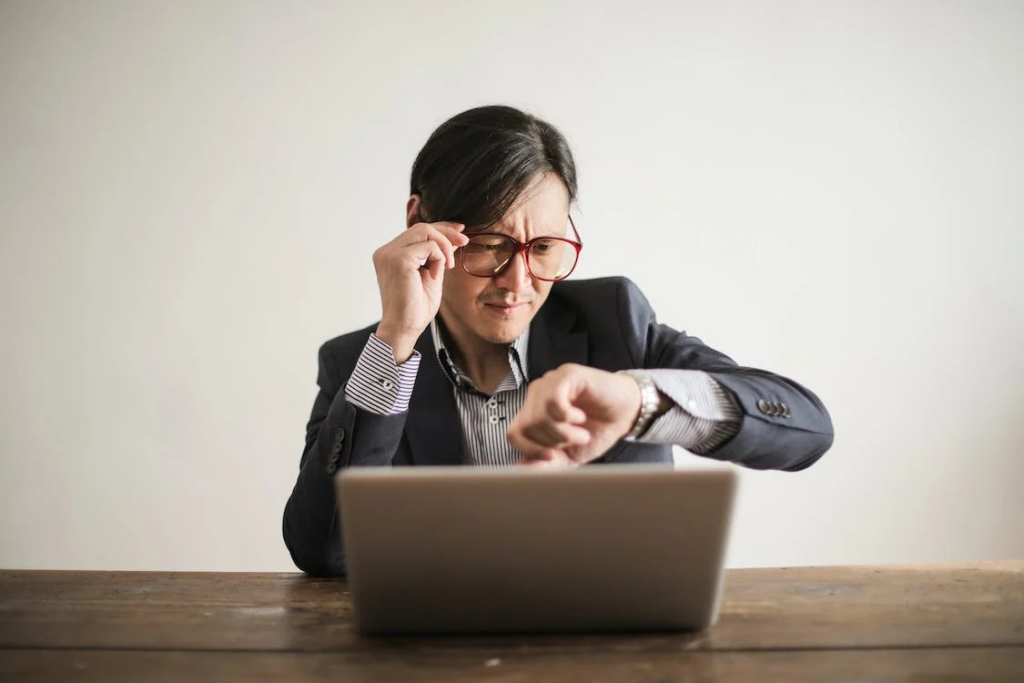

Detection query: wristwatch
xmin=620 ymin=370 xmax=660 ymax=441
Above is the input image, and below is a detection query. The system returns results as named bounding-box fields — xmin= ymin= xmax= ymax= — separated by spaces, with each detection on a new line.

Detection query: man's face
xmin=439 ymin=173 xmax=571 ymax=347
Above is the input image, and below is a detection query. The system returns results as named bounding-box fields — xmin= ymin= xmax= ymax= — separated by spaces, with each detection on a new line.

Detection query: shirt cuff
xmin=638 ymin=370 xmax=741 ymax=453
xmin=343 ymin=334 xmax=422 ymax=415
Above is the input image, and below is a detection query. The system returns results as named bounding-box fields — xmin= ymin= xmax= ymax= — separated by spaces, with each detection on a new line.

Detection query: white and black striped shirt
xmin=427 ymin=319 xmax=530 ymax=466
xmin=344 ymin=321 xmax=740 ymax=466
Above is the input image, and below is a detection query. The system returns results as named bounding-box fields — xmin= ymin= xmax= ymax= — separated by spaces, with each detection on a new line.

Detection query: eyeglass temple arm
xmin=569 ymin=216 xmax=582 ymax=246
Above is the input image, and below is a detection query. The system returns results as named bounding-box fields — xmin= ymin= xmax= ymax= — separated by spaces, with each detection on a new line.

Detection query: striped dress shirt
xmin=344 ymin=319 xmax=741 ymax=465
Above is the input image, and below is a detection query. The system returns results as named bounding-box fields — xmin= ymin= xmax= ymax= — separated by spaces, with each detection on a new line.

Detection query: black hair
xmin=410 ymin=105 xmax=577 ymax=230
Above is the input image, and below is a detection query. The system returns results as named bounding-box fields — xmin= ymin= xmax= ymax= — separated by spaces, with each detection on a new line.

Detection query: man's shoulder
xmin=549 ymin=276 xmax=653 ymax=317
xmin=544 ymin=276 xmax=658 ymax=369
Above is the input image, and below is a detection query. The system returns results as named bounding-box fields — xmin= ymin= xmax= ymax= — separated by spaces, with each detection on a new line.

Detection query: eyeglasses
xmin=458 ymin=217 xmax=583 ymax=282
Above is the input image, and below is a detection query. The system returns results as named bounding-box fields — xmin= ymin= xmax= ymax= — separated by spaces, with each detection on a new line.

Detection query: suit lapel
xmin=405 ymin=330 xmax=464 ymax=466
xmin=528 ymin=292 xmax=589 ymax=379
xmin=532 ymin=291 xmax=629 ymax=465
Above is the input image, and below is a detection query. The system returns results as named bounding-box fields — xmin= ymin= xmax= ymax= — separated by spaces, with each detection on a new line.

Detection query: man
xmin=283 ymin=105 xmax=834 ymax=577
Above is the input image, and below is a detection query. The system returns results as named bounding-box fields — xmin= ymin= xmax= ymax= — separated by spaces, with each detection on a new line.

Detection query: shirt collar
xmin=430 ymin=317 xmax=530 ymax=393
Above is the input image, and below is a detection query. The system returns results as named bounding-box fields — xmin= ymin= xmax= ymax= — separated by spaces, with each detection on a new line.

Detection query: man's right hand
xmin=372 ymin=221 xmax=469 ymax=363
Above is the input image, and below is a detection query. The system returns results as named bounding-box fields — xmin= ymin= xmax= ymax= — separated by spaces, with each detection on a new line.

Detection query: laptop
xmin=337 ymin=464 xmax=737 ymax=635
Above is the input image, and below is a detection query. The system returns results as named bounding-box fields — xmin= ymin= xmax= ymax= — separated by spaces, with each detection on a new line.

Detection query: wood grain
xmin=2 ymin=563 xmax=1022 ymax=654
xmin=2 ymin=647 xmax=1023 ymax=683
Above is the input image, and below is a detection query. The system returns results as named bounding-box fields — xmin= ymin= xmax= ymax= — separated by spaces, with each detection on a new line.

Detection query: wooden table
xmin=1 ymin=564 xmax=1022 ymax=681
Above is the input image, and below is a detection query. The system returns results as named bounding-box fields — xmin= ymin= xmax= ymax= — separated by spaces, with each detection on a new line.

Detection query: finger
xmin=564 ymin=406 xmax=587 ymax=424
xmin=517 ymin=457 xmax=557 ymax=469
xmin=407 ymin=223 xmax=469 ymax=264
xmin=421 ymin=225 xmax=461 ymax=269
xmin=542 ymin=375 xmax=587 ymax=424
xmin=545 ymin=389 xmax=587 ymax=424
xmin=416 ymin=221 xmax=466 ymax=236
xmin=405 ymin=239 xmax=445 ymax=267
xmin=431 ymin=224 xmax=470 ymax=259
xmin=431 ymin=221 xmax=469 ymax=242
xmin=518 ymin=450 xmax=574 ymax=468
xmin=505 ymin=423 xmax=529 ymax=453
xmin=506 ymin=422 xmax=549 ymax=456
xmin=401 ymin=225 xmax=458 ymax=264
xmin=407 ymin=241 xmax=446 ymax=285
xmin=545 ymin=391 xmax=569 ymax=421
xmin=517 ymin=450 xmax=556 ymax=465
xmin=421 ymin=242 xmax=446 ymax=282
xmin=522 ymin=421 xmax=591 ymax=448
xmin=559 ymin=423 xmax=591 ymax=445
xmin=424 ymin=242 xmax=445 ymax=281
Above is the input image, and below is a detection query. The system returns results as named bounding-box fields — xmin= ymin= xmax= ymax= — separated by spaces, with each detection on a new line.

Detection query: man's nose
xmin=493 ymin=249 xmax=533 ymax=293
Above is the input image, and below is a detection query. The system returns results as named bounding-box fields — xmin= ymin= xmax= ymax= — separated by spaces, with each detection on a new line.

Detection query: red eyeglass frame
xmin=458 ymin=216 xmax=584 ymax=282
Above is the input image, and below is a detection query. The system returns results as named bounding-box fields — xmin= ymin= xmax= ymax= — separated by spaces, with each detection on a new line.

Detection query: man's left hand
xmin=506 ymin=364 xmax=642 ymax=468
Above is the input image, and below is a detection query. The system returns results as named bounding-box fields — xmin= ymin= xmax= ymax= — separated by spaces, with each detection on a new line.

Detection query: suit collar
xmin=429 ymin=317 xmax=531 ymax=391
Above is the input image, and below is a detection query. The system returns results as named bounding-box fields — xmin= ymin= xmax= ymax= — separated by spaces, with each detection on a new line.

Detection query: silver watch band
xmin=621 ymin=370 xmax=660 ymax=441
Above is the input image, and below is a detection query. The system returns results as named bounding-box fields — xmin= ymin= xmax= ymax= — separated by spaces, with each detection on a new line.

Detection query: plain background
xmin=1 ymin=0 xmax=1022 ymax=572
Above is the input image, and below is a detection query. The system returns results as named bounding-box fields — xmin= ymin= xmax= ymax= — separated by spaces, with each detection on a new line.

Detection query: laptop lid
xmin=338 ymin=464 xmax=737 ymax=634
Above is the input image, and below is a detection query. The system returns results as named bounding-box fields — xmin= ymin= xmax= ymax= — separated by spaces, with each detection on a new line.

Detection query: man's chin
xmin=478 ymin=323 xmax=527 ymax=346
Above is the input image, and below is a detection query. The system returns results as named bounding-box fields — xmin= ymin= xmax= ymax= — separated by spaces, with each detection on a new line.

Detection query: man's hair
xmin=410 ymin=105 xmax=577 ymax=230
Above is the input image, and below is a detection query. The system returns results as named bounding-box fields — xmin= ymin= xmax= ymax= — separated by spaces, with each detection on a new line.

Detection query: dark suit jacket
xmin=283 ymin=277 xmax=834 ymax=576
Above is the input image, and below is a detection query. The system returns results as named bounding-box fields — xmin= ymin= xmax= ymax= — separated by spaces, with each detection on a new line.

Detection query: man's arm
xmin=631 ymin=369 xmax=742 ymax=453
xmin=625 ymin=278 xmax=833 ymax=470
xmin=508 ymin=278 xmax=833 ymax=471
xmin=281 ymin=335 xmax=418 ymax=577
xmin=283 ymin=216 xmax=468 ymax=577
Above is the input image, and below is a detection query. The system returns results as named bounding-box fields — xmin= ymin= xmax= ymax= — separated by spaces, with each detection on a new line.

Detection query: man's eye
xmin=532 ymin=240 xmax=559 ymax=254
xmin=469 ymin=238 xmax=510 ymax=252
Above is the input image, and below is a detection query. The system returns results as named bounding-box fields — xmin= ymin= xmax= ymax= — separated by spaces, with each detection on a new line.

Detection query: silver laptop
xmin=337 ymin=464 xmax=737 ymax=635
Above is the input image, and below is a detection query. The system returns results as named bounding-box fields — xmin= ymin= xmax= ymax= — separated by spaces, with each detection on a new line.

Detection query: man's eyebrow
xmin=470 ymin=218 xmax=565 ymax=238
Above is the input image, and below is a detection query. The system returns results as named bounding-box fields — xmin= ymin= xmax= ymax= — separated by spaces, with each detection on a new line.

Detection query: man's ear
xmin=406 ymin=195 xmax=422 ymax=229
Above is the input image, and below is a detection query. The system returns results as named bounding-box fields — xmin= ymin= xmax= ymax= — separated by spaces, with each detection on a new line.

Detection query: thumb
xmin=548 ymin=372 xmax=588 ymax=424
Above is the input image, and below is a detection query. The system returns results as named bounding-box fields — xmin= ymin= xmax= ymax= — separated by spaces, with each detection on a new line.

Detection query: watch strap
xmin=620 ymin=370 xmax=660 ymax=441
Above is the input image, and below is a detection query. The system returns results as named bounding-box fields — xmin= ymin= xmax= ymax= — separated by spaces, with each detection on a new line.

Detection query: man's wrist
xmin=345 ymin=335 xmax=422 ymax=416
xmin=374 ymin=325 xmax=418 ymax=364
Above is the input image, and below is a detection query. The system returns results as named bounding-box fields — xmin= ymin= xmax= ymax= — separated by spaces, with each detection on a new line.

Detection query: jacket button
xmin=781 ymin=404 xmax=791 ymax=418
xmin=757 ymin=399 xmax=772 ymax=415
xmin=325 ymin=462 xmax=337 ymax=475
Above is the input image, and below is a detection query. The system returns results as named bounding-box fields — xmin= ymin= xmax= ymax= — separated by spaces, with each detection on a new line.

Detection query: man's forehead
xmin=484 ymin=208 xmax=570 ymax=238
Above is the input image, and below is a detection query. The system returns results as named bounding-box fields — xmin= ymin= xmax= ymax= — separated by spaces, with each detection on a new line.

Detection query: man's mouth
xmin=484 ymin=301 xmax=530 ymax=315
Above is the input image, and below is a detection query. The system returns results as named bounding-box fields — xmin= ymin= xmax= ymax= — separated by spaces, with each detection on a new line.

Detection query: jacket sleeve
xmin=282 ymin=340 xmax=409 ymax=577
xmin=619 ymin=278 xmax=834 ymax=471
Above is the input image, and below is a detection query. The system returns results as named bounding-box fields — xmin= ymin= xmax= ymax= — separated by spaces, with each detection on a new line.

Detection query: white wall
xmin=1 ymin=0 xmax=1022 ymax=571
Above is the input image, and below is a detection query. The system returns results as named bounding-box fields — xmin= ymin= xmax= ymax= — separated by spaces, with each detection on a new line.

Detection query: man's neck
xmin=437 ymin=315 xmax=514 ymax=396
xmin=451 ymin=345 xmax=510 ymax=396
